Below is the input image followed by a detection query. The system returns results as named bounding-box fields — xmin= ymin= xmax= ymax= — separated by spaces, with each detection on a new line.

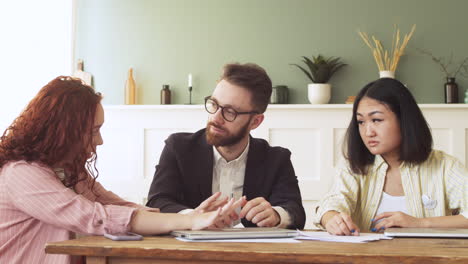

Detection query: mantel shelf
xmin=104 ymin=104 xmax=468 ymax=110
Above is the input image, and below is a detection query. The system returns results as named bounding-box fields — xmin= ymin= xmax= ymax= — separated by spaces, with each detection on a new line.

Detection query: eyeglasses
xmin=204 ymin=96 xmax=259 ymax=122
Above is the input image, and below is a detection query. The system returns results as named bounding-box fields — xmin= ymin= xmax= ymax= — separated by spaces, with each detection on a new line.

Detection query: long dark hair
xmin=344 ymin=78 xmax=433 ymax=175
xmin=0 ymin=76 xmax=103 ymax=189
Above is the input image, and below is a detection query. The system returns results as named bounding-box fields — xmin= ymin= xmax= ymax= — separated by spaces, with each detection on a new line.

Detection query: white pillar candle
xmin=188 ymin=73 xmax=192 ymax=87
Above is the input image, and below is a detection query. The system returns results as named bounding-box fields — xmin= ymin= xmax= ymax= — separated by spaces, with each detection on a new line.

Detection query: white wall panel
xmin=431 ymin=128 xmax=453 ymax=155
xmin=96 ymin=127 xmax=143 ymax=202
xmin=466 ymin=129 xmax=468 ymax=166
xmin=333 ymin=128 xmax=347 ymax=167
xmin=98 ymin=104 xmax=468 ymax=228
xmin=269 ymin=128 xmax=320 ymax=181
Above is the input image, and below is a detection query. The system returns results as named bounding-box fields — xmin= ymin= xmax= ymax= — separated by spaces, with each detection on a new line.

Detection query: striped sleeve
xmin=313 ymin=164 xmax=360 ymax=226
xmin=81 ymin=178 xmax=158 ymax=211
xmin=444 ymin=156 xmax=468 ymax=218
xmin=74 ymin=176 xmax=158 ymax=212
xmin=4 ymin=162 xmax=137 ymax=235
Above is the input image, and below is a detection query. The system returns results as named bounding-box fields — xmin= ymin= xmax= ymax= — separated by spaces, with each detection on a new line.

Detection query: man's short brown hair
xmin=220 ymin=63 xmax=272 ymax=113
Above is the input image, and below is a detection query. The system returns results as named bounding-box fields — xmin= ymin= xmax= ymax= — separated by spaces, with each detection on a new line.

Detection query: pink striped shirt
xmin=0 ymin=161 xmax=141 ymax=264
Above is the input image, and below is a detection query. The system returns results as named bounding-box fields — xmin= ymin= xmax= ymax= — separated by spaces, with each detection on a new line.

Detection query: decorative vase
xmin=161 ymin=84 xmax=171 ymax=104
xmin=271 ymin=85 xmax=289 ymax=104
xmin=308 ymin=83 xmax=331 ymax=104
xmin=124 ymin=68 xmax=136 ymax=104
xmin=464 ymin=89 xmax=468 ymax=104
xmin=444 ymin=77 xmax=458 ymax=104
xmin=379 ymin=71 xmax=395 ymax=79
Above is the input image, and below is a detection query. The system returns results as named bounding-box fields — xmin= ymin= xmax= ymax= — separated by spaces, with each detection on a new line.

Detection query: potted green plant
xmin=291 ymin=55 xmax=347 ymax=104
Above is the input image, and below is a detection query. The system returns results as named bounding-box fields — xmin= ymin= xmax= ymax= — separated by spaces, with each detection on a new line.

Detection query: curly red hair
xmin=0 ymin=76 xmax=103 ymax=188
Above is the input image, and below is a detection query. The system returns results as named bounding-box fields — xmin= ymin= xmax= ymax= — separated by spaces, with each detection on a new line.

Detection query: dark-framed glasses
xmin=204 ymin=96 xmax=259 ymax=122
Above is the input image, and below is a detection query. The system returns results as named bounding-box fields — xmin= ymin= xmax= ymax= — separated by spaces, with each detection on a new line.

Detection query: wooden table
xmin=45 ymin=235 xmax=468 ymax=264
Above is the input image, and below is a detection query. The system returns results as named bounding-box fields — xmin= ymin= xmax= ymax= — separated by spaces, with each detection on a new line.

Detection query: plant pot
xmin=308 ymin=83 xmax=331 ymax=104
xmin=379 ymin=71 xmax=395 ymax=78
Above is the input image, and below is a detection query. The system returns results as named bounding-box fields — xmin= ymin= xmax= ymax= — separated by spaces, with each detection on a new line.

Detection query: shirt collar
xmin=374 ymin=155 xmax=386 ymax=168
xmin=213 ymin=138 xmax=250 ymax=165
xmin=374 ymin=154 xmax=409 ymax=170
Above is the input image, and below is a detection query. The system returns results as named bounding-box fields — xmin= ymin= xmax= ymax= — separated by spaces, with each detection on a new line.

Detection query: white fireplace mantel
xmin=104 ymin=103 xmax=468 ymax=109
xmin=97 ymin=104 xmax=468 ymax=228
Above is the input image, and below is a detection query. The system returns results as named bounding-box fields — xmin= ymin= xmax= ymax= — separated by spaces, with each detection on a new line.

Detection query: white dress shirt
xmin=181 ymin=140 xmax=291 ymax=228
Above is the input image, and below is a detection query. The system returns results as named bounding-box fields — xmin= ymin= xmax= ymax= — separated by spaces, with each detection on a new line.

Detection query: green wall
xmin=76 ymin=0 xmax=468 ymax=105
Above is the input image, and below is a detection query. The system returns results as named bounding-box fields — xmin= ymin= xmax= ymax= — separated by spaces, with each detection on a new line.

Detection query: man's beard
xmin=205 ymin=119 xmax=251 ymax=147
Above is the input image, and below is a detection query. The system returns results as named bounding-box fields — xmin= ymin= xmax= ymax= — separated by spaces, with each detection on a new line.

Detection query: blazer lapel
xmin=243 ymin=137 xmax=266 ymax=200
xmin=196 ymin=130 xmax=214 ymax=200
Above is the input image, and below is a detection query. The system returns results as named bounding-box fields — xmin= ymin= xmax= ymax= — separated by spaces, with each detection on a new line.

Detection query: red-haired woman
xmin=0 ymin=76 xmax=242 ymax=263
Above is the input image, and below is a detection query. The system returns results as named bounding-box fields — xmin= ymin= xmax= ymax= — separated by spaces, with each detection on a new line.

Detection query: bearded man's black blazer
xmin=146 ymin=128 xmax=306 ymax=229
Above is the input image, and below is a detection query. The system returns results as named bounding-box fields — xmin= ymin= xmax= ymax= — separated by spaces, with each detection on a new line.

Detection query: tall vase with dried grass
xmin=358 ymin=25 xmax=416 ymax=79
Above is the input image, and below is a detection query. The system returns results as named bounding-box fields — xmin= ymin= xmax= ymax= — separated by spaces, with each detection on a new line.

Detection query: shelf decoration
xmin=358 ymin=24 xmax=416 ymax=78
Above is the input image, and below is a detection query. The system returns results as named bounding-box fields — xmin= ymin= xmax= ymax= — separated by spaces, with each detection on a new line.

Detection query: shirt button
xmin=97 ymin=220 xmax=103 ymax=225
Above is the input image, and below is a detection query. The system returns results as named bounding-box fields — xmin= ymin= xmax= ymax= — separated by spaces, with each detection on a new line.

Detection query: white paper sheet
xmin=296 ymin=230 xmax=392 ymax=243
xmin=176 ymin=237 xmax=301 ymax=243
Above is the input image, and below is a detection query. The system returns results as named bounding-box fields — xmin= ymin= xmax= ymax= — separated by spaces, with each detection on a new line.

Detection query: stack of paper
xmin=176 ymin=237 xmax=301 ymax=243
xmin=296 ymin=230 xmax=393 ymax=243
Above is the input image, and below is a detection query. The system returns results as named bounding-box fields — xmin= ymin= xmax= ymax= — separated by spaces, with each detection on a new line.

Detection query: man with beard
xmin=146 ymin=63 xmax=305 ymax=229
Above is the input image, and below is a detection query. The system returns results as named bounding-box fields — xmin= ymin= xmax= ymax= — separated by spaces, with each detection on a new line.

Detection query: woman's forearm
xmin=129 ymin=210 xmax=192 ymax=235
xmin=421 ymin=215 xmax=468 ymax=228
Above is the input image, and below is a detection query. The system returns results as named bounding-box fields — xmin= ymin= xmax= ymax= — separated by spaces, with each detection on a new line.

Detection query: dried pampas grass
xmin=359 ymin=25 xmax=416 ymax=72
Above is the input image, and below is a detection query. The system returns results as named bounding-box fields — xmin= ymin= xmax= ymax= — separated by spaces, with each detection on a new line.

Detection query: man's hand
xmin=211 ymin=196 xmax=247 ymax=228
xmin=239 ymin=197 xmax=280 ymax=227
xmin=193 ymin=192 xmax=228 ymax=214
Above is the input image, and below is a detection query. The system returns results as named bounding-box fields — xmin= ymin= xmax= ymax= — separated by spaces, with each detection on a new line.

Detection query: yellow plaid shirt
xmin=314 ymin=150 xmax=468 ymax=231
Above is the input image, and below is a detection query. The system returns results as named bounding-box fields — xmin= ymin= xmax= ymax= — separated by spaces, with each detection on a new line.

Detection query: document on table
xmin=176 ymin=237 xmax=301 ymax=243
xmin=296 ymin=230 xmax=392 ymax=243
